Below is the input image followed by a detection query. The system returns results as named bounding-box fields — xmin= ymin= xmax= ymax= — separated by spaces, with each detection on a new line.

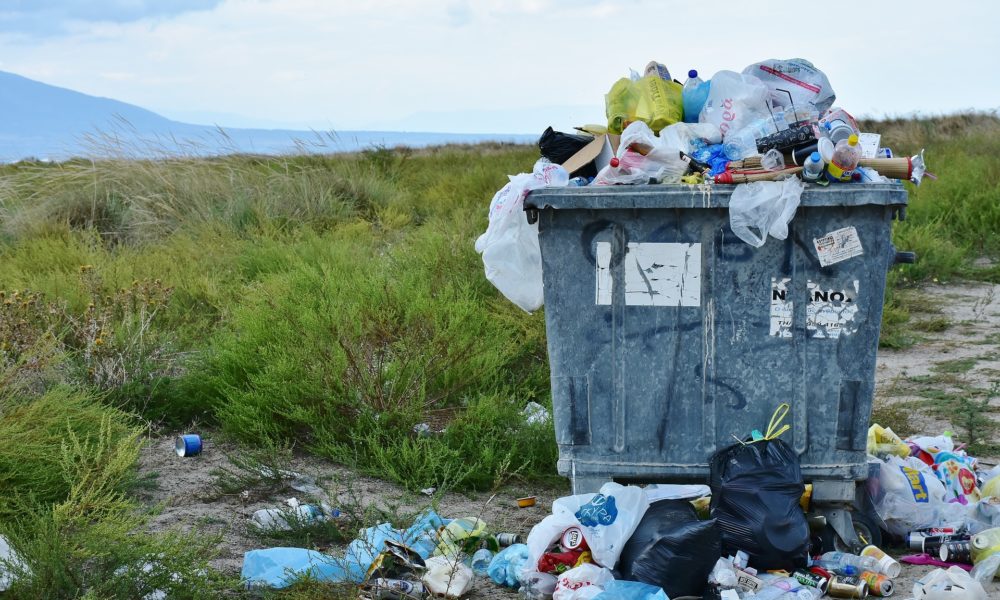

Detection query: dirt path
xmin=136 ymin=281 xmax=1000 ymax=597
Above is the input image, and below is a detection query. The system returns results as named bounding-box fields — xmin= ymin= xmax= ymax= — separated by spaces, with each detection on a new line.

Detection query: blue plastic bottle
xmin=682 ymin=69 xmax=710 ymax=123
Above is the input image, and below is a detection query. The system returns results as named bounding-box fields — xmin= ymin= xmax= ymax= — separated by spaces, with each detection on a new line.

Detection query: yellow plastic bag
xmin=867 ymin=424 xmax=911 ymax=458
xmin=634 ymin=76 xmax=683 ymax=133
xmin=434 ymin=517 xmax=488 ymax=557
xmin=605 ymin=75 xmax=683 ymax=135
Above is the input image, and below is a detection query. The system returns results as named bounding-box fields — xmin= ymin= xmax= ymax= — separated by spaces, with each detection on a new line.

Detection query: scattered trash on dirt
xmin=174 ymin=433 xmax=202 ymax=457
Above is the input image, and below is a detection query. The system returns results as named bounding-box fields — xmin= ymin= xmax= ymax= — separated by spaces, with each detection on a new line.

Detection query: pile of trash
xmin=232 ymin=406 xmax=1000 ymax=598
xmin=475 ymin=58 xmax=932 ymax=313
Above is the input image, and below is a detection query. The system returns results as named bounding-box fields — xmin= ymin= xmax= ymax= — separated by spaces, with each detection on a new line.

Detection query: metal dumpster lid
xmin=525 ymin=182 xmax=908 ymax=210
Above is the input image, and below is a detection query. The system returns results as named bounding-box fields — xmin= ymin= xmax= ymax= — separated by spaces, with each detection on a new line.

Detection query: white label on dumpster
xmin=806 ymin=280 xmax=860 ymax=339
xmin=770 ymin=277 xmax=793 ymax=338
xmin=594 ymin=242 xmax=701 ymax=306
xmin=814 ymin=226 xmax=864 ymax=267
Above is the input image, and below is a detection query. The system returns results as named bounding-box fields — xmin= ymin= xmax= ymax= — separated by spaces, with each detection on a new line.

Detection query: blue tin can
xmin=175 ymin=434 xmax=202 ymax=457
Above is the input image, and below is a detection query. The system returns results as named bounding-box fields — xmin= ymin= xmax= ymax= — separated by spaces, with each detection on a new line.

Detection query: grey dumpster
xmin=524 ymin=183 xmax=908 ymax=546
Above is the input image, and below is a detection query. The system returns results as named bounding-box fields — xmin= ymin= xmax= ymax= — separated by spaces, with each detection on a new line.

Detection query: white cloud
xmin=0 ymin=0 xmax=997 ymax=133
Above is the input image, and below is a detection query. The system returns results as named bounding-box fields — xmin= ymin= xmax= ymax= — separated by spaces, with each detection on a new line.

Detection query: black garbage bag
xmin=709 ymin=438 xmax=810 ymax=571
xmin=615 ymin=499 xmax=721 ymax=599
xmin=537 ymin=127 xmax=597 ymax=178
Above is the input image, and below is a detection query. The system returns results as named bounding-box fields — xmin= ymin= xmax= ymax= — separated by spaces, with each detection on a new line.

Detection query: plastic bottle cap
xmin=688 ymin=69 xmax=698 ymax=78
xmin=848 ymin=134 xmax=859 ymax=146
xmin=809 ymin=152 xmax=821 ymax=163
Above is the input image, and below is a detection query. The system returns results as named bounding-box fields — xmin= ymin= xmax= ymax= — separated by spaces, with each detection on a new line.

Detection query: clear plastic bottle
xmin=825 ymin=134 xmax=862 ymax=182
xmin=802 ymin=151 xmax=825 ymax=182
xmin=682 ymin=69 xmax=710 ymax=123
xmin=815 ymin=551 xmax=880 ymax=575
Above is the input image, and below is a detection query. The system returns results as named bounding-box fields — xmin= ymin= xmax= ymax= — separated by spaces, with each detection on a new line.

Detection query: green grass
xmin=0 ymin=115 xmax=998 ymax=594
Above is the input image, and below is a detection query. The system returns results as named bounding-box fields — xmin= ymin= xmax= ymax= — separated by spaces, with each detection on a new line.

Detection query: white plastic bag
xmin=0 ymin=535 xmax=28 ymax=592
xmin=873 ymin=456 xmax=971 ymax=537
xmin=742 ymin=58 xmax=836 ymax=113
xmin=659 ymin=122 xmax=722 ymax=155
xmin=698 ymin=71 xmax=772 ymax=141
xmin=913 ymin=566 xmax=988 ymax=600
xmin=552 ymin=564 xmax=614 ymax=600
xmin=728 ymin=178 xmax=805 ymax=247
xmin=524 ymin=482 xmax=649 ymax=574
xmin=474 ymin=159 xmax=569 ymax=313
xmin=595 ymin=122 xmax=687 ymax=185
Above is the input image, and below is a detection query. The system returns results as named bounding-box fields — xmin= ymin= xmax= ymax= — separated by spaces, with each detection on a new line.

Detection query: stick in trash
xmin=714 ymin=167 xmax=802 ymax=184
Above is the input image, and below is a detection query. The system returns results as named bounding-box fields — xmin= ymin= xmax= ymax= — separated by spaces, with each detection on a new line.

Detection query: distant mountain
xmin=0 ymin=70 xmax=535 ymax=161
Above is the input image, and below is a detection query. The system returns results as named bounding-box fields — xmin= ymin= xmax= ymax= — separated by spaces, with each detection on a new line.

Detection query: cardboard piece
xmin=561 ymin=133 xmax=620 ymax=177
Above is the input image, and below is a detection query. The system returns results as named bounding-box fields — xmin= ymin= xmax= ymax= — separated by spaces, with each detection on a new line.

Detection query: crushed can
xmin=367 ymin=579 xmax=425 ymax=600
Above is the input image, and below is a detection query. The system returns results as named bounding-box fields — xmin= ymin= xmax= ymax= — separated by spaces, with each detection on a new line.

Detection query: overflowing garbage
xmin=235 ymin=402 xmax=999 ymax=598
xmin=475 ymin=57 xmax=932 ymax=313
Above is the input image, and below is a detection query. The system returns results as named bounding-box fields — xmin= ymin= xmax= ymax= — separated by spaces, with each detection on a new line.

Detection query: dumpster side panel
xmin=536 ymin=193 xmax=901 ymax=490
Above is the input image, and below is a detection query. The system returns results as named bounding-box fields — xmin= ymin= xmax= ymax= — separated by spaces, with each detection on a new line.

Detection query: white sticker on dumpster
xmin=770 ymin=277 xmax=793 ymax=338
xmin=594 ymin=242 xmax=701 ymax=307
xmin=814 ymin=226 xmax=864 ymax=267
xmin=807 ymin=280 xmax=860 ymax=339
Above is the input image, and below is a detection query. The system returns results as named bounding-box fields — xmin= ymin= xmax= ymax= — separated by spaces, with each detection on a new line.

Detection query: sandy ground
xmin=136 ymin=281 xmax=1000 ymax=598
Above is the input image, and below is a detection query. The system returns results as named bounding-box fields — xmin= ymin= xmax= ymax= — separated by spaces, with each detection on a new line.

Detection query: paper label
xmin=814 ymin=226 xmax=864 ymax=267
xmin=595 ymin=242 xmax=701 ymax=307
xmin=770 ymin=277 xmax=793 ymax=338
xmin=806 ymin=280 xmax=860 ymax=339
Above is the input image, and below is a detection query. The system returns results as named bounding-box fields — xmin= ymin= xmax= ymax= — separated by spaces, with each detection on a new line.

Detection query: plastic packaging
xmin=552 ymin=564 xmax=613 ymax=600
xmin=761 ymin=149 xmax=786 ymax=171
xmin=750 ymin=576 xmax=802 ymax=600
xmin=523 ymin=483 xmax=649 ymax=575
xmin=870 ymin=455 xmax=970 ymax=537
xmin=826 ymin=134 xmax=861 ymax=182
xmin=474 ymin=159 xmax=569 ymax=313
xmin=0 ymin=535 xmax=28 ymax=593
xmin=682 ymin=69 xmax=710 ymax=124
xmin=860 ymin=545 xmax=902 ymax=577
xmin=521 ymin=571 xmax=559 ymax=600
xmin=742 ymin=58 xmax=836 ymax=113
xmin=728 ymin=177 xmax=806 ymax=247
xmin=488 ymin=544 xmax=529 ymax=587
xmin=709 ymin=415 xmax=810 ymax=571
xmin=816 ymin=551 xmax=880 ymax=575
xmin=698 ymin=70 xmax=772 ymax=140
xmin=594 ymin=121 xmax=688 ymax=185
xmin=913 ymin=566 xmax=988 ymax=600
xmin=471 ymin=548 xmax=494 ymax=577
xmin=422 ymin=555 xmax=474 ymax=598
xmin=435 ymin=517 xmax=488 ymax=557
xmin=801 ymin=151 xmax=825 ymax=182
xmin=251 ymin=499 xmax=326 ymax=531
xmin=658 ymin=122 xmax=722 ymax=155
xmin=969 ymin=528 xmax=1000 ymax=582
xmin=591 ymin=580 xmax=669 ymax=600
xmin=615 ymin=499 xmax=721 ymax=599
xmin=867 ymin=424 xmax=912 ymax=458
xmin=605 ymin=74 xmax=683 ymax=134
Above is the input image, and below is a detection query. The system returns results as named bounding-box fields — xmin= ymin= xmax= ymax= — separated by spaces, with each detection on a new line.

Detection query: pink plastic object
xmin=900 ymin=554 xmax=973 ymax=571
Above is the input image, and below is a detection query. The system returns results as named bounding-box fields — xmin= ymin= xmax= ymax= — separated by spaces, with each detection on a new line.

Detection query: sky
xmin=1 ymin=0 xmax=998 ymax=134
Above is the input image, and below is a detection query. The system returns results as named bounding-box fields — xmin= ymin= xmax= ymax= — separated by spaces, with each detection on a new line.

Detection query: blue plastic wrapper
xmin=241 ymin=509 xmax=444 ymax=589
xmin=487 ymin=543 xmax=528 ymax=588
xmin=691 ymin=143 xmax=730 ymax=175
xmin=592 ymin=580 xmax=669 ymax=600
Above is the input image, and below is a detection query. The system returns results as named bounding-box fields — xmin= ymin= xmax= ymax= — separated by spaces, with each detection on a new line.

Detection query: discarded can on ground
xmin=921 ymin=533 xmax=970 ymax=555
xmin=859 ymin=571 xmax=893 ymax=597
xmin=939 ymin=540 xmax=972 ymax=564
xmin=495 ymin=533 xmax=522 ymax=547
xmin=175 ymin=434 xmax=202 ymax=457
xmin=793 ymin=568 xmax=829 ymax=592
xmin=367 ymin=578 xmax=425 ymax=600
xmin=828 ymin=575 xmax=869 ymax=599
xmin=560 ymin=527 xmax=585 ymax=551
xmin=860 ymin=545 xmax=901 ymax=577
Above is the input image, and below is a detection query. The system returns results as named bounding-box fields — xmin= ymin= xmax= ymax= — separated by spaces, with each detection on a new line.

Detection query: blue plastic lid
xmin=810 ymin=151 xmax=821 ymax=162
xmin=688 ymin=69 xmax=698 ymax=78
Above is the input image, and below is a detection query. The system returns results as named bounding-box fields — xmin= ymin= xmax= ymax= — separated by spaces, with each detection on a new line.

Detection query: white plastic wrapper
xmin=742 ymin=58 xmax=836 ymax=113
xmin=728 ymin=178 xmax=805 ymax=247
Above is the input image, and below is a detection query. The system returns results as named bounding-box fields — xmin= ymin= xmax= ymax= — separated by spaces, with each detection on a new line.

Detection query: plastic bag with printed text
xmin=474 ymin=159 xmax=568 ymax=312
xmin=698 ymin=70 xmax=772 ymax=141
